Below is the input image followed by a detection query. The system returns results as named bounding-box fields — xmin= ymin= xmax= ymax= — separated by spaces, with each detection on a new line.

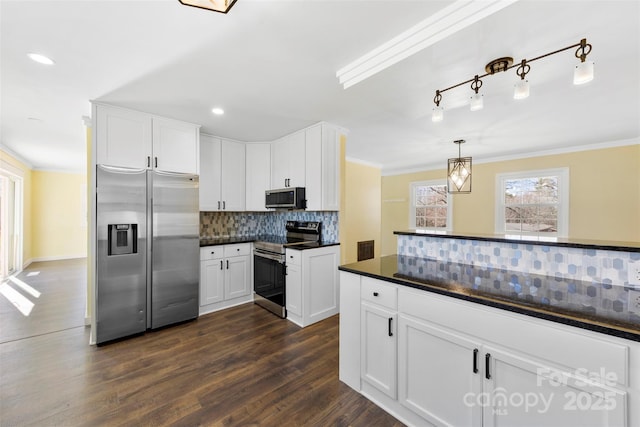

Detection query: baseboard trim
xmin=30 ymin=255 xmax=87 ymax=263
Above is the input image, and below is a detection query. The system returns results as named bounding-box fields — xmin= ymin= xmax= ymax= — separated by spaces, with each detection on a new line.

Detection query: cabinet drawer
xmin=200 ymin=246 xmax=223 ymax=260
xmin=224 ymin=243 xmax=251 ymax=257
xmin=286 ymin=249 xmax=301 ymax=266
xmin=361 ymin=277 xmax=397 ymax=310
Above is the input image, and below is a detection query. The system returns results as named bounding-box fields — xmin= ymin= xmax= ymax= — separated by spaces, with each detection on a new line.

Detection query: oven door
xmin=253 ymin=250 xmax=286 ymax=317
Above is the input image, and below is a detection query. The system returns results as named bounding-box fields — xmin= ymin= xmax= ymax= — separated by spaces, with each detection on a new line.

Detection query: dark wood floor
xmin=0 ymin=261 xmax=404 ymax=427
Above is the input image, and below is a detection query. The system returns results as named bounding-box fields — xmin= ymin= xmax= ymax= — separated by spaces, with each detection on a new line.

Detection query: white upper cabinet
xmin=271 ymin=131 xmax=305 ymax=189
xmin=245 ymin=143 xmax=271 ymax=211
xmin=199 ymin=135 xmax=222 ymax=211
xmin=220 ymin=139 xmax=246 ymax=211
xmin=94 ymin=103 xmax=199 ymax=174
xmin=152 ymin=117 xmax=200 ymax=174
xmin=96 ymin=104 xmax=152 ymax=169
xmin=305 ymin=123 xmax=341 ymax=211
xmin=199 ymin=134 xmax=245 ymax=211
xmin=270 ymin=123 xmax=341 ymax=211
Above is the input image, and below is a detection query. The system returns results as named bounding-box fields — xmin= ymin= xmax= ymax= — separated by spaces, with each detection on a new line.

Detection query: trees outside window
xmin=410 ymin=180 xmax=451 ymax=231
xmin=496 ymin=168 xmax=569 ymax=238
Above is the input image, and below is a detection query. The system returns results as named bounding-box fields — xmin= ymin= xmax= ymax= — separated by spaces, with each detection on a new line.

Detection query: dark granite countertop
xmin=339 ymin=255 xmax=640 ymax=342
xmin=285 ymin=242 xmax=340 ymax=250
xmin=200 ymin=236 xmax=259 ymax=247
xmin=394 ymin=230 xmax=640 ymax=252
xmin=200 ymin=235 xmax=339 ymax=250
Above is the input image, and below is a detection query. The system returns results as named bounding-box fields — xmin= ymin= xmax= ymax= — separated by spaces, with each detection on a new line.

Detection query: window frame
xmin=409 ymin=179 xmax=453 ymax=232
xmin=495 ymin=167 xmax=569 ymax=238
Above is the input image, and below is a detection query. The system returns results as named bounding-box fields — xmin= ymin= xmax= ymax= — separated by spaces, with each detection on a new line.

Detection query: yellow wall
xmin=381 ymin=144 xmax=640 ymax=255
xmin=0 ymin=149 xmax=33 ymax=266
xmin=342 ymin=160 xmax=382 ymax=265
xmin=31 ymin=170 xmax=87 ymax=260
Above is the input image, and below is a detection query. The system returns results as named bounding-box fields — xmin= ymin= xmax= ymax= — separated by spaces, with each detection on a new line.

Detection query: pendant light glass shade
xmin=513 ymin=79 xmax=530 ymax=99
xmin=573 ymin=60 xmax=594 ymax=85
xmin=469 ymin=93 xmax=483 ymax=111
xmin=432 ymin=106 xmax=444 ymax=122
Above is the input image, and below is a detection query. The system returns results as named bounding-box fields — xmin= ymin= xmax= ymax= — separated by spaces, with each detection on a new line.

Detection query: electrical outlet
xmin=629 ymin=290 xmax=640 ymax=316
xmin=628 ymin=264 xmax=640 ymax=286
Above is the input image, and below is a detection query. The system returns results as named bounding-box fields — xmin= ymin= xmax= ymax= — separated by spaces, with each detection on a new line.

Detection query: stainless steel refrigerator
xmin=96 ymin=165 xmax=199 ymax=344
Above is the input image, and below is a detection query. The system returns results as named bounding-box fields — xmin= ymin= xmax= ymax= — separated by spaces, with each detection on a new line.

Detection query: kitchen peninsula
xmin=339 ymin=230 xmax=640 ymax=427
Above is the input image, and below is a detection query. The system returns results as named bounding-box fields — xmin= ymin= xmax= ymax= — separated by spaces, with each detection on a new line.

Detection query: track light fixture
xmin=431 ymin=38 xmax=593 ymax=122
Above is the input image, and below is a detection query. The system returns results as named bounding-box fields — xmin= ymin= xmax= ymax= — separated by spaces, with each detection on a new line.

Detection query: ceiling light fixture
xmin=211 ymin=107 xmax=224 ymax=115
xmin=27 ymin=53 xmax=55 ymax=65
xmin=178 ymin=0 xmax=237 ymax=13
xmin=431 ymin=38 xmax=593 ymax=122
xmin=447 ymin=140 xmax=472 ymax=194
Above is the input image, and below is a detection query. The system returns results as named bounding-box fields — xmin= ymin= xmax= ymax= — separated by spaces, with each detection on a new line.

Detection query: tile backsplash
xmin=397 ymin=234 xmax=640 ymax=321
xmin=200 ymin=211 xmax=339 ymax=242
xmin=397 ymin=235 xmax=639 ymax=285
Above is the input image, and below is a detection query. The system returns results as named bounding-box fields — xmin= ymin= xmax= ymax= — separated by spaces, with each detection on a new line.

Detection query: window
xmin=495 ymin=168 xmax=569 ymax=238
xmin=409 ymin=180 xmax=451 ymax=231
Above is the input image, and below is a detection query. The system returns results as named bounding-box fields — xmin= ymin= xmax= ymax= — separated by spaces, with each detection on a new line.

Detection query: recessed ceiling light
xmin=27 ymin=53 xmax=55 ymax=65
xmin=211 ymin=108 xmax=224 ymax=115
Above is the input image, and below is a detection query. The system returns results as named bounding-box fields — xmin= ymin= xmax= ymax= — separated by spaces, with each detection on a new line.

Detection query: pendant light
xmin=447 ymin=140 xmax=472 ymax=194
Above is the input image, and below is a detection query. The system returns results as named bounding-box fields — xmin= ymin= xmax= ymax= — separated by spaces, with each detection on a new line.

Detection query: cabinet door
xmin=287 ymin=131 xmax=306 ymax=188
xmin=321 ymin=124 xmax=340 ymax=211
xmin=199 ymin=135 xmax=222 ymax=211
xmin=304 ymin=125 xmax=322 ymax=211
xmin=200 ymin=259 xmax=224 ymax=306
xmin=305 ymin=248 xmax=339 ymax=323
xmin=286 ymin=262 xmax=302 ymax=317
xmin=224 ymin=255 xmax=251 ymax=300
xmin=246 ymin=143 xmax=271 ymax=211
xmin=271 ymin=138 xmax=289 ymax=189
xmin=152 ymin=117 xmax=199 ymax=174
xmin=96 ymin=104 xmax=152 ymax=169
xmin=483 ymin=345 xmax=626 ymax=427
xmin=398 ymin=314 xmax=482 ymax=427
xmin=361 ymin=301 xmax=397 ymax=399
xmin=220 ymin=139 xmax=245 ymax=211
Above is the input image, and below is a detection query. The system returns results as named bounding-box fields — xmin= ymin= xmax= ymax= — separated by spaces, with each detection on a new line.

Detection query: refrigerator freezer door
xmin=96 ymin=166 xmax=147 ymax=344
xmin=150 ymin=171 xmax=199 ymax=329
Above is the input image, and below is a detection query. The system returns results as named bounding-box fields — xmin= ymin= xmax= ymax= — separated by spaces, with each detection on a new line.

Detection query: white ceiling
xmin=1 ymin=0 xmax=638 ymax=174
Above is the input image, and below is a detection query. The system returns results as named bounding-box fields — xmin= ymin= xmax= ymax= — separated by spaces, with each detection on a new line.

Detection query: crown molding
xmin=381 ymin=138 xmax=640 ymax=176
xmin=346 ymin=156 xmax=382 ymax=169
xmin=336 ymin=0 xmax=519 ymax=89
xmin=0 ymin=144 xmax=34 ymax=170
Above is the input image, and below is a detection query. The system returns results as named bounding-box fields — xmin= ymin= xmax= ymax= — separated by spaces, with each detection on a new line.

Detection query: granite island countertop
xmin=339 ymin=255 xmax=640 ymax=342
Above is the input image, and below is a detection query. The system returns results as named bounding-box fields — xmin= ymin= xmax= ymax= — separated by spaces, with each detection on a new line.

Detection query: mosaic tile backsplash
xmin=397 ymin=234 xmax=640 ymax=323
xmin=200 ymin=211 xmax=339 ymax=243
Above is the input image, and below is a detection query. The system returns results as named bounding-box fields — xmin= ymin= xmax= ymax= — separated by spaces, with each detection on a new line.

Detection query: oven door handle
xmin=254 ymin=249 xmax=285 ymax=263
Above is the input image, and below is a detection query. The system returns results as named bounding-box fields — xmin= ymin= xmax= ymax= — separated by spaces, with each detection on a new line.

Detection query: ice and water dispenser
xmin=108 ymin=224 xmax=138 ymax=255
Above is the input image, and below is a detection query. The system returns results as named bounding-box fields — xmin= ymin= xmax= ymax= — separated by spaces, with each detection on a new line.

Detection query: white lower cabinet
xmin=199 ymin=244 xmax=252 ymax=315
xmin=285 ymin=245 xmax=340 ymax=327
xmin=339 ymin=271 xmax=636 ymax=427
xmin=398 ymin=314 xmax=482 ymax=426
xmin=362 ymin=301 xmax=397 ymax=399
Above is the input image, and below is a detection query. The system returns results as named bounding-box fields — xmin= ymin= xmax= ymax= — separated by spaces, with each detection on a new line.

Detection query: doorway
xmin=0 ymin=168 xmax=23 ymax=280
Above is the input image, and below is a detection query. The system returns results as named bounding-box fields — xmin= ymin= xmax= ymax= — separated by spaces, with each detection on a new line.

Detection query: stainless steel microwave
xmin=265 ymin=187 xmax=306 ymax=209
